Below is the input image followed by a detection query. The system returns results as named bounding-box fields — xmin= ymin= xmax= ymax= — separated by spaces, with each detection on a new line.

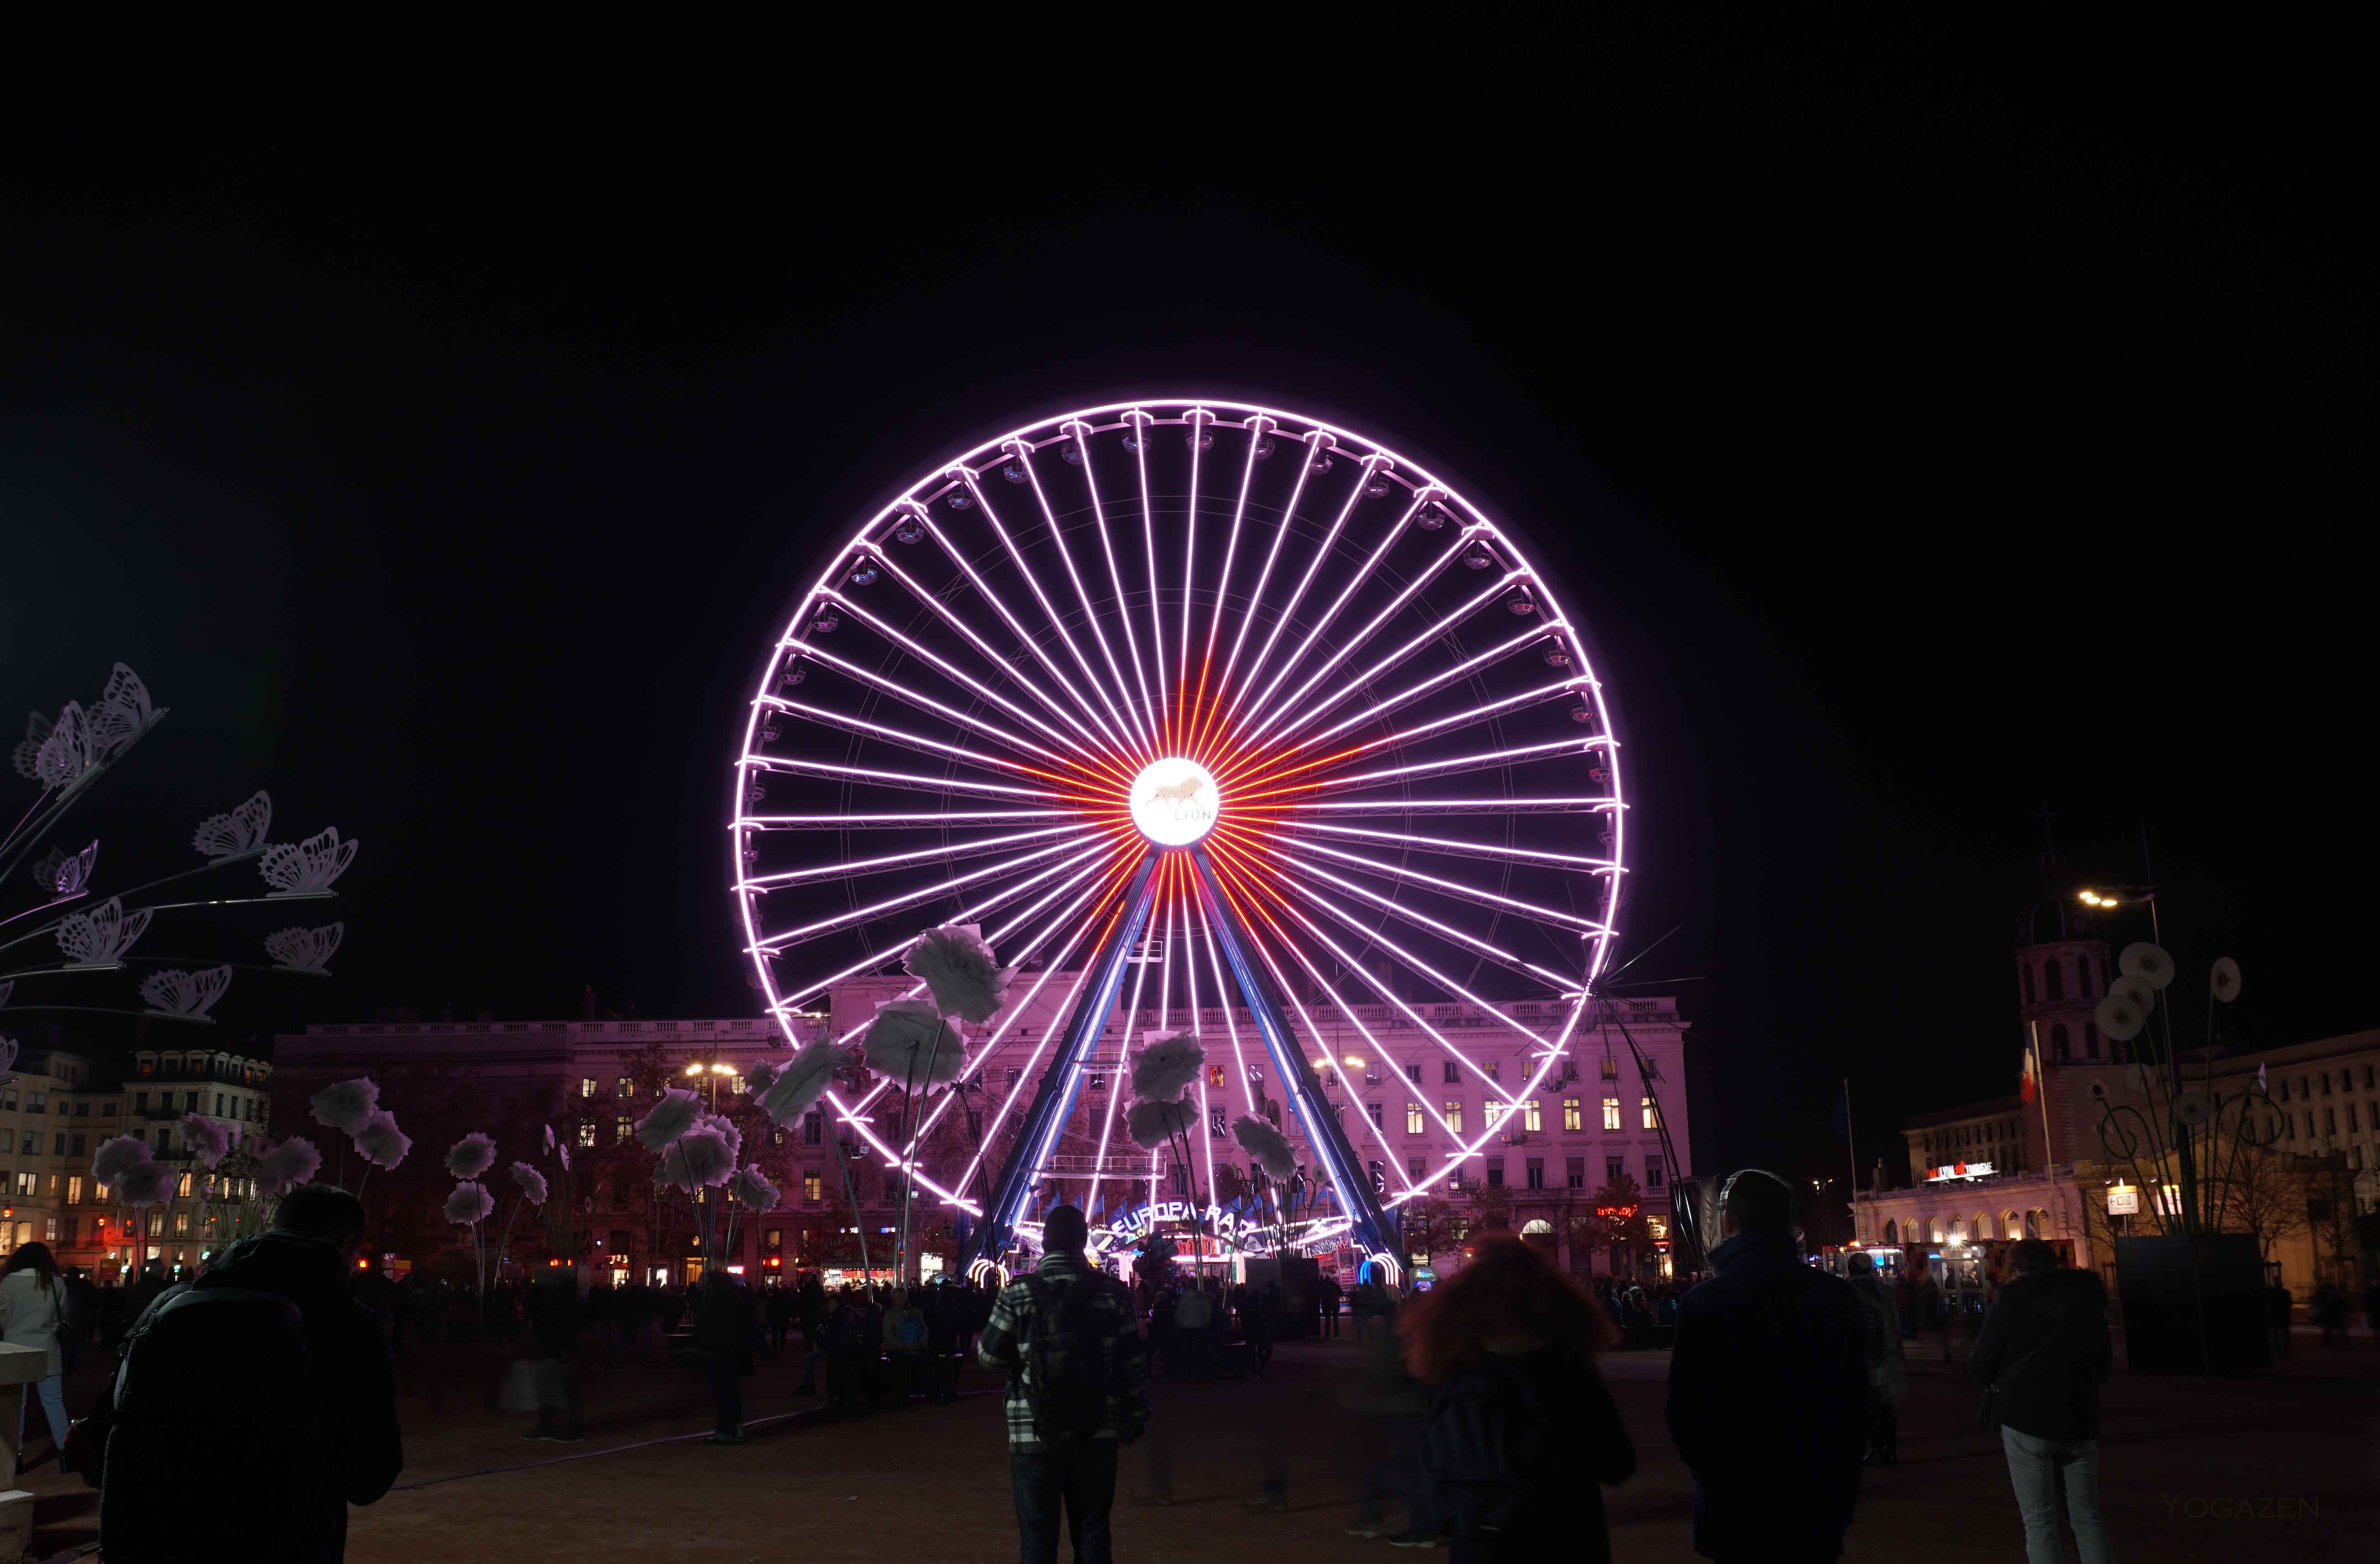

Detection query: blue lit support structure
xmin=1188 ymin=847 xmax=1400 ymax=1260
xmin=969 ymin=851 xmax=1160 ymax=1265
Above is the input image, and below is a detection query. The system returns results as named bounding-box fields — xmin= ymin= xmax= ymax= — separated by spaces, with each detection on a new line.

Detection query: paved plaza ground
xmin=16 ymin=1325 xmax=2379 ymax=1561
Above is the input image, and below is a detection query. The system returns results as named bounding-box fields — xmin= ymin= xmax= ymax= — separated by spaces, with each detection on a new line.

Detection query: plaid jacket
xmin=976 ymin=1251 xmax=1149 ymax=1451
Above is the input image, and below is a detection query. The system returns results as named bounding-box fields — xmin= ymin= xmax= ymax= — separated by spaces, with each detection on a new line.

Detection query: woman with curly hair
xmin=1398 ymin=1236 xmax=1636 ymax=1560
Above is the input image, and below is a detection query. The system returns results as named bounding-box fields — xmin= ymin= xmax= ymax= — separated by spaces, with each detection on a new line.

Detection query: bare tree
xmin=2218 ymin=1138 xmax=2310 ymax=1263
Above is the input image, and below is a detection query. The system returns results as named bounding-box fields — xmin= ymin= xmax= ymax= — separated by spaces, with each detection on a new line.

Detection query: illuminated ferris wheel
xmin=730 ymin=399 xmax=1625 ymax=1263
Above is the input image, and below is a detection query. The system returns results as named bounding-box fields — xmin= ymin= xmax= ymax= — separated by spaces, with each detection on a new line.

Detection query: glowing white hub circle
xmin=1129 ymin=757 xmax=1220 ymax=848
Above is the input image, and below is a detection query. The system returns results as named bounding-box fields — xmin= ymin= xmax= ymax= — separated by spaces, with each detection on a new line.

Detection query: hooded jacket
xmin=1968 ymin=1267 xmax=2111 ymax=1440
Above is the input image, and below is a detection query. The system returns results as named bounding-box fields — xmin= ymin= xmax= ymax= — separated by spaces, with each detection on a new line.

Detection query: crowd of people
xmin=7 ymin=1170 xmax=2375 ymax=1564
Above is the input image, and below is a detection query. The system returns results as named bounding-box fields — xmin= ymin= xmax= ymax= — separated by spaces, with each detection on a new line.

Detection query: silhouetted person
xmin=978 ymin=1205 xmax=1148 ymax=1564
xmin=1666 ymin=1170 xmax=1866 ymax=1564
xmin=1405 ymin=1236 xmax=1633 ymax=1561
xmin=1971 ymin=1239 xmax=2111 ymax=1564
xmin=694 ymin=1270 xmax=755 ymax=1444
xmin=1843 ymin=1253 xmax=1905 ymax=1465
xmin=100 ymin=1183 xmax=403 ymax=1562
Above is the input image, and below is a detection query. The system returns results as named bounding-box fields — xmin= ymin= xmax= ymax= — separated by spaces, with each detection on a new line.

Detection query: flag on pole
xmin=2020 ymin=1042 xmax=2037 ymax=1103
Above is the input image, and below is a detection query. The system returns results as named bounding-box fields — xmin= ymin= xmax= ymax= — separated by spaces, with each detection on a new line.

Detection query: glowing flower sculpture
xmin=353 ymin=1110 xmax=412 ymax=1171
xmin=2094 ymin=993 xmax=2147 ymax=1042
xmin=177 ymin=1114 xmax=232 ymax=1169
xmin=903 ymin=923 xmax=1010 ymax=1024
xmin=93 ymin=1133 xmax=155 ymax=1183
xmin=117 ymin=1161 xmax=176 ymax=1208
xmin=1127 ymin=1096 xmax=1195 ymax=1150
xmin=2209 ymin=956 xmax=2242 ymax=1003
xmin=861 ymin=999 xmax=965 ymax=1086
xmin=2119 ymin=941 xmax=2175 ymax=990
xmin=445 ymin=1181 xmax=495 ymax=1226
xmin=261 ymin=1136 xmax=323 ymax=1191
xmin=509 ymin=1160 xmax=549 ymax=1206
xmin=1233 ymin=1115 xmax=1298 ymax=1180
xmin=445 ymin=1132 xmax=498 ymax=1180
xmin=635 ymin=1087 xmax=702 ymax=1152
xmin=310 ymin=1077 xmax=380 ymax=1136
xmin=1131 ymin=1031 xmax=1204 ymax=1102
xmin=727 ymin=1166 xmax=780 ymax=1212
xmin=757 ymin=1040 xmax=843 ymax=1126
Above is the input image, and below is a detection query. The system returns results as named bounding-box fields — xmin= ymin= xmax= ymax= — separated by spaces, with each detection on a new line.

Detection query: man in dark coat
xmin=693 ymin=1270 xmax=757 ymax=1444
xmin=101 ymin=1183 xmax=402 ymax=1563
xmin=1970 ymin=1240 xmax=2112 ymax=1564
xmin=1666 ymin=1170 xmax=1867 ymax=1564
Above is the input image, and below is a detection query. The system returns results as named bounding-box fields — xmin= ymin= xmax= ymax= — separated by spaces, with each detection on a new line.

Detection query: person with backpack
xmin=96 ymin=1182 xmax=402 ymax=1563
xmin=694 ymin=1269 xmax=756 ymax=1445
xmin=1665 ymin=1169 xmax=1867 ymax=1564
xmin=1970 ymin=1239 xmax=2112 ymax=1564
xmin=0 ymin=1242 xmax=75 ymax=1470
xmin=977 ymin=1204 xmax=1149 ymax=1564
xmin=1400 ymin=1236 xmax=1633 ymax=1560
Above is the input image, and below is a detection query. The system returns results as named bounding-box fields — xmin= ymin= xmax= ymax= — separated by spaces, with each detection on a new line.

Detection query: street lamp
xmin=680 ymin=1061 xmax=739 ymax=1276
xmin=2078 ymin=885 xmax=2160 ymax=943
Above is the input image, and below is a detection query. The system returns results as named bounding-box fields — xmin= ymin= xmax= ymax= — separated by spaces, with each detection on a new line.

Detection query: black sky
xmin=4 ymin=17 xmax=2371 ymax=1184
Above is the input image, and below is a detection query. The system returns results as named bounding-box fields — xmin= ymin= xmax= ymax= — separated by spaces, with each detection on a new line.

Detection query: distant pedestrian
xmin=1405 ymin=1236 xmax=1633 ymax=1561
xmin=884 ymin=1287 xmax=928 ymax=1397
xmin=1970 ymin=1239 xmax=2112 ymax=1564
xmin=0 ymin=1243 xmax=74 ymax=1468
xmin=2265 ymin=1279 xmax=2293 ymax=1361
xmin=694 ymin=1270 xmax=755 ymax=1445
xmin=765 ymin=1283 xmax=793 ymax=1355
xmin=1843 ymin=1253 xmax=1905 ymax=1465
xmin=1666 ymin=1169 xmax=1866 ymax=1564
xmin=1249 ymin=1282 xmax=1279 ymax=1378
xmin=2312 ymin=1281 xmax=2349 ymax=1350
xmin=978 ymin=1205 xmax=1149 ymax=1564
xmin=1318 ymin=1273 xmax=1343 ymax=1339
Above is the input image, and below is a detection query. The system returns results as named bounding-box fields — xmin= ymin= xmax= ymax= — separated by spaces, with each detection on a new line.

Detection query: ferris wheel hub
xmin=1128 ymin=757 xmax=1220 ymax=848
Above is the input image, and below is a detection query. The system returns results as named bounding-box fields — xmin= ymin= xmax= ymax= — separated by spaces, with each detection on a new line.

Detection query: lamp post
xmin=682 ymin=1060 xmax=736 ymax=1274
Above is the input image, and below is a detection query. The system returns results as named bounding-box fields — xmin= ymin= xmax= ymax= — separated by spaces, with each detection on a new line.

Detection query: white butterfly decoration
xmin=194 ymin=791 xmax=274 ymax=860
xmin=0 ymin=1033 xmax=17 ymax=1076
xmin=10 ymin=713 xmax=54 ymax=782
xmin=34 ymin=703 xmax=89 ymax=789
xmin=264 ymin=923 xmax=344 ymax=972
xmin=139 ymin=965 xmax=232 ymax=1020
xmin=87 ymin=664 xmax=161 ymax=755
xmin=51 ymin=840 xmax=98 ymax=896
xmin=260 ymin=827 xmax=359 ymax=895
xmin=57 ymin=897 xmax=153 ymax=966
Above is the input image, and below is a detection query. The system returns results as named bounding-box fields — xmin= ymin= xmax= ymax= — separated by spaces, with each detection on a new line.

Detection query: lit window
xmin=614 ymin=1117 xmax=632 ymax=1144
xmin=1599 ymin=1058 xmax=1619 ymax=1081
xmin=803 ymin=1174 xmax=822 ymax=1203
xmin=1484 ymin=1061 xmax=1500 ymax=1083
xmin=1484 ymin=1102 xmax=1505 ymax=1131
xmin=1406 ymin=1102 xmax=1425 ymax=1135
xmin=1602 ymin=1097 xmax=1621 ymax=1131
xmin=616 ymin=1076 xmax=634 ymax=1097
xmin=66 ymin=1176 xmax=83 ymax=1205
xmin=578 ymin=1121 xmax=597 ymax=1148
xmin=1563 ymin=1098 xmax=1582 ymax=1131
xmin=580 ymin=1078 xmax=597 ymax=1098
xmin=1444 ymin=1100 xmax=1464 ymax=1134
xmin=1523 ymin=1099 xmax=1541 ymax=1133
xmin=1641 ymin=1097 xmax=1657 ymax=1129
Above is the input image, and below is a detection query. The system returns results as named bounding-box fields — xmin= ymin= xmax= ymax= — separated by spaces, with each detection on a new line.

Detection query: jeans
xmin=707 ymin=1352 xmax=744 ymax=1437
xmin=2001 ymin=1426 xmax=2111 ymax=1564
xmin=22 ymin=1373 xmax=68 ymax=1447
xmin=1011 ymin=1440 xmax=1119 ymax=1564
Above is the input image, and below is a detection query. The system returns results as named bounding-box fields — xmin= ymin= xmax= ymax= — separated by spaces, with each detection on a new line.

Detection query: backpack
xmin=1021 ymin=1275 xmax=1110 ymax=1442
xmin=100 ymin=1287 xmax=317 ymax=1561
xmin=1421 ymin=1357 xmax=1547 ymax=1536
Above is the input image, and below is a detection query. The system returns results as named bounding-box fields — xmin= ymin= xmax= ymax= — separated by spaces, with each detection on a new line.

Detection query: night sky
xmin=4 ymin=19 xmax=2369 ymax=1189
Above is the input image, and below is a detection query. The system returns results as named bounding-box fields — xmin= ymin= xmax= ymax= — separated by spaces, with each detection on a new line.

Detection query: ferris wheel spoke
xmin=1254 ymin=819 xmax=1619 ymax=874
xmin=1200 ymin=852 xmax=1448 ymax=1179
xmin=1234 ymin=485 xmax=1431 ymax=741
xmin=761 ymin=694 xmax=1098 ymax=793
xmin=1230 ymin=685 xmax=1600 ymax=804
xmin=1194 ymin=893 xmax=1261 ymax=1118
xmin=742 ymin=808 xmax=1081 ymax=830
xmin=1210 ymin=835 xmax=1583 ymax=1048
xmin=1226 ymin=454 xmax=1381 ymax=747
xmin=1174 ymin=409 xmax=1216 ymax=752
xmin=744 ymin=822 xmax=1100 ymax=889
xmin=1235 ymin=738 xmax=1616 ymax=805
xmin=1229 ymin=523 xmax=1481 ymax=748
xmin=1188 ymin=415 xmax=1275 ymax=756
xmin=1061 ymin=419 xmax=1163 ymax=755
xmin=1122 ymin=410 xmax=1173 ymax=751
xmin=1271 ymin=624 xmax=1569 ymax=762
xmin=752 ymin=834 xmax=1124 ymax=954
xmin=761 ymin=842 xmax=1132 ymax=1018
xmin=1235 ymin=830 xmax=1608 ymax=934
xmin=772 ymin=641 xmax=1105 ymax=783
xmin=1236 ymin=568 xmax=1529 ymax=758
xmin=932 ymin=482 xmax=1143 ymax=764
xmin=998 ymin=448 xmax=1155 ymax=760
xmin=886 ymin=516 xmax=1136 ymax=761
xmin=815 ymin=582 xmax=1127 ymax=778
xmin=740 ymin=753 xmax=1077 ymax=803
xmin=1219 ymin=830 xmax=1589 ymax=993
xmin=1178 ymin=855 xmax=1220 ymax=1202
xmin=1204 ymin=430 xmax=1327 ymax=749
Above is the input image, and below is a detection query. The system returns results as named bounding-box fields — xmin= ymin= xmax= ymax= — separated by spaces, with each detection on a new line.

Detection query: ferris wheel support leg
xmin=969 ymin=851 xmax=1161 ymax=1268
xmin=1187 ymin=848 xmax=1400 ymax=1261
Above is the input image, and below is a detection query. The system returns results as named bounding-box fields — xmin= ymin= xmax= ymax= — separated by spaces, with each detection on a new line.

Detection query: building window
xmin=1605 ymin=1155 xmax=1624 ymax=1185
xmin=1485 ymin=1159 xmax=1505 ymax=1188
xmin=1408 ymin=1156 xmax=1426 ymax=1181
xmin=1483 ymin=1061 xmax=1500 ymax=1083
xmin=580 ymin=1077 xmax=597 ymax=1098
xmin=52 ymin=1134 xmax=66 ymax=1156
xmin=1646 ymin=1157 xmax=1665 ymax=1188
xmin=614 ymin=1117 xmax=632 ymax=1144
xmin=44 ymin=1218 xmax=58 ymax=1243
xmin=2051 ymin=1024 xmax=2070 ymax=1062
xmin=1444 ymin=1101 xmax=1463 ymax=1134
xmin=616 ymin=1076 xmax=634 ymax=1097
xmin=2084 ymin=1023 xmax=2100 ymax=1060
xmin=1641 ymin=1097 xmax=1657 ymax=1130
xmin=803 ymin=1173 xmax=822 ymax=1203
xmin=2044 ymin=960 xmax=2063 ymax=1002
xmin=2278 ymin=1078 xmax=2291 ymax=1101
xmin=1523 ymin=1099 xmax=1542 ymax=1132
xmin=804 ymin=1112 xmax=823 ymax=1146
xmin=1484 ymin=1101 xmax=1505 ymax=1132
xmin=1366 ymin=1102 xmax=1383 ymax=1128
xmin=2320 ymin=1073 xmax=2332 ymax=1096
xmin=67 ymin=1176 xmax=83 ymax=1205
xmin=10 ymin=1173 xmax=33 ymax=1197
xmin=1442 ymin=1061 xmax=1461 ymax=1085
xmin=1406 ymin=1103 xmax=1425 ymax=1134
xmin=1563 ymin=1098 xmax=1583 ymax=1131
xmin=2021 ymin=965 xmax=2034 ymax=1005
xmin=1565 ymin=1156 xmax=1586 ymax=1189
xmin=1211 ymin=1107 xmax=1227 ymax=1139
xmin=1602 ymin=1097 xmax=1621 ymax=1131
xmin=2324 ymin=1108 xmax=2336 ymax=1135
xmin=2075 ymin=956 xmax=2093 ymax=999
xmin=1525 ymin=1158 xmax=1545 ymax=1190
xmin=1599 ymin=1058 xmax=1619 ymax=1081
xmin=577 ymin=1121 xmax=596 ymax=1148
xmin=1404 ymin=1063 xmax=1421 ymax=1083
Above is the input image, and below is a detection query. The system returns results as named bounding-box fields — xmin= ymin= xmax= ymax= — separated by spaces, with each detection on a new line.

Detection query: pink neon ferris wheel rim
xmin=731 ymin=398 xmax=1626 ymax=1218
